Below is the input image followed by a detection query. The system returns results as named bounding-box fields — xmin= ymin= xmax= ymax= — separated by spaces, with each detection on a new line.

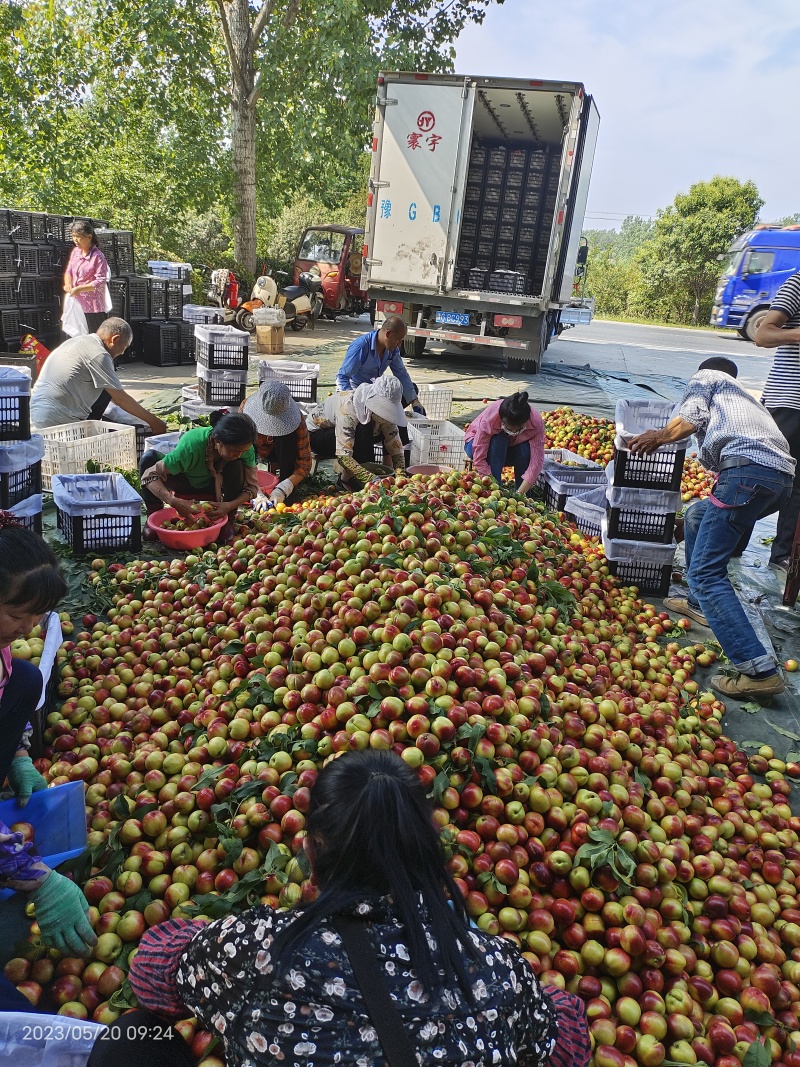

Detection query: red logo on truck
xmin=416 ymin=111 xmax=436 ymax=132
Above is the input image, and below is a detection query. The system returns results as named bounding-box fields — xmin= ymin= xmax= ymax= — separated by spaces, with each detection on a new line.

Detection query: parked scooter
xmin=235 ymin=268 xmax=324 ymax=333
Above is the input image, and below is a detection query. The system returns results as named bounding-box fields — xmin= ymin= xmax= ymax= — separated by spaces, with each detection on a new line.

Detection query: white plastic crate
xmin=148 ymin=260 xmax=192 ymax=280
xmin=0 ymin=364 xmax=32 ymax=440
xmin=538 ymin=466 xmax=607 ymax=510
xmin=416 ymin=384 xmax=453 ymax=421
xmin=564 ymin=486 xmax=605 ymax=537
xmin=407 ymin=417 xmax=466 ymax=470
xmin=543 ymin=447 xmax=602 ymax=469
xmin=183 ymin=304 xmax=225 ymax=325
xmin=253 ymin=306 xmax=286 ymax=326
xmin=52 ymin=473 xmax=143 ymax=554
xmin=143 ymin=431 xmax=183 ymax=456
xmin=258 ymin=359 xmax=320 ymax=402
xmin=39 ymin=421 xmax=137 ymax=491
xmin=195 ymin=323 xmax=250 ymax=370
xmin=614 ymin=398 xmax=691 ymax=452
xmin=601 ymin=516 xmax=677 ymax=564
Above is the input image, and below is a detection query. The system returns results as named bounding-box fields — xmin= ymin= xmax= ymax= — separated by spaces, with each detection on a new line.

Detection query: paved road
xmin=546 ymin=319 xmax=770 ymax=399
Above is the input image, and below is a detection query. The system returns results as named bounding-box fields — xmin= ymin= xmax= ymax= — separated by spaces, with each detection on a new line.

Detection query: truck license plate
xmin=435 ymin=311 xmax=469 ymax=326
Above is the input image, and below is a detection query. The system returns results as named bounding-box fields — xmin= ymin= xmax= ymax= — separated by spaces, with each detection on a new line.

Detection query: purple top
xmin=66 ymin=245 xmax=109 ymax=314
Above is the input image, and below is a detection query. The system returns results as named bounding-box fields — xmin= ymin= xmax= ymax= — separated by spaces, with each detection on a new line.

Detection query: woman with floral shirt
xmin=129 ymin=750 xmax=589 ymax=1067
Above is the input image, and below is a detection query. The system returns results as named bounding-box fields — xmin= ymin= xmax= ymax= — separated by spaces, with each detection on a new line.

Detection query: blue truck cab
xmin=710 ymin=225 xmax=800 ymax=341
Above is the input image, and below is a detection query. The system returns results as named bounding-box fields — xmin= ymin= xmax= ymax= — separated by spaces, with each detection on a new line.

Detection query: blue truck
xmin=711 ymin=224 xmax=800 ymax=341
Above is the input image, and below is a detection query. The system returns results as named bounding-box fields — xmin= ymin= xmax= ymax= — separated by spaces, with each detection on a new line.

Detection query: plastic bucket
xmin=147 ymin=507 xmax=227 ymax=550
xmin=0 ymin=781 xmax=87 ymax=900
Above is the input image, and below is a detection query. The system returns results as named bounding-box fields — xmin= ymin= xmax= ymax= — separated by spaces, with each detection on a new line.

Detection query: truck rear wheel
xmin=507 ymin=314 xmax=547 ymax=374
xmin=743 ymin=308 xmax=769 ymax=343
xmin=404 ymin=334 xmax=427 ymax=358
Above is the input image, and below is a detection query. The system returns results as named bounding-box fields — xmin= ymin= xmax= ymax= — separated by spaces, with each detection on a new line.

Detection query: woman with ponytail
xmin=464 ymin=390 xmax=546 ymax=494
xmin=129 ymin=749 xmax=588 ymax=1067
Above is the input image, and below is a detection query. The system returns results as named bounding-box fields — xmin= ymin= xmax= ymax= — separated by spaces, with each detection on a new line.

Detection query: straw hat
xmin=242 ymin=380 xmax=302 ymax=437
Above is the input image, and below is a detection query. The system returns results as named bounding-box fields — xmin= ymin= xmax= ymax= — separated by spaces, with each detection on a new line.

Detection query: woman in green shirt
xmin=139 ymin=410 xmax=260 ymax=542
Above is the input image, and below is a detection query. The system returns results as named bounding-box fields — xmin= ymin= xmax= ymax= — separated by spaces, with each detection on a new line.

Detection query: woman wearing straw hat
xmin=241 ymin=380 xmax=313 ymax=508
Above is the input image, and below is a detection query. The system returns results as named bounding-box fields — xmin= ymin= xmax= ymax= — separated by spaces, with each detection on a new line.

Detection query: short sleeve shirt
xmin=30 ymin=334 xmax=123 ymax=428
xmin=761 ymin=272 xmax=800 ymax=412
xmin=162 ymin=426 xmax=256 ymax=488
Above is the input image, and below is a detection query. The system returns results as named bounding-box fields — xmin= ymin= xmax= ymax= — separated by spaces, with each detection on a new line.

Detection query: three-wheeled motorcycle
xmin=293 ymin=225 xmax=370 ymax=319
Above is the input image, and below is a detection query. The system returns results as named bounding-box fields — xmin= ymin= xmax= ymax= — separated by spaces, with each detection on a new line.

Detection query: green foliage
xmin=585 ymin=181 xmax=764 ymax=326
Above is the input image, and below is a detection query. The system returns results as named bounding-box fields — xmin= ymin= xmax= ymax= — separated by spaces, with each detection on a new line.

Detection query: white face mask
xmin=502 ymin=423 xmax=523 ymax=437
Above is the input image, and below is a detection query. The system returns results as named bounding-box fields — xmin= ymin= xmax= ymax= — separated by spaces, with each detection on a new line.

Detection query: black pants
xmin=138 ymin=448 xmax=246 ymax=514
xmin=89 ymin=389 xmax=111 ymax=421
xmin=86 ymin=311 xmax=108 ymax=334
xmin=768 ymin=407 xmax=800 ymax=562
xmin=87 ymin=1009 xmax=194 ymax=1067
xmin=266 ymin=431 xmax=299 ymax=482
xmin=0 ymin=658 xmax=41 ymax=787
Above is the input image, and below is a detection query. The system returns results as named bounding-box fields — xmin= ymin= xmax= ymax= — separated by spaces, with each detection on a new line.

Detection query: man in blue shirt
xmin=336 ymin=315 xmax=416 ymax=405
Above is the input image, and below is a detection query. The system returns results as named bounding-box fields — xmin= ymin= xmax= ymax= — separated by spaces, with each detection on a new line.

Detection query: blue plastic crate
xmin=0 ymin=781 xmax=87 ymax=899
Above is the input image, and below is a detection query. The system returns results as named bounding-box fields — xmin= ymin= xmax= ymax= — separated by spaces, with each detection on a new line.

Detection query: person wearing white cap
xmin=308 ymin=377 xmax=407 ymax=488
xmin=241 ymin=381 xmax=313 ymax=508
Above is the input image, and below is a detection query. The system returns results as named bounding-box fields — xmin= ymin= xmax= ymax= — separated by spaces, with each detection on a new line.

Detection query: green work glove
xmin=31 ymin=871 xmax=98 ymax=957
xmin=7 ymin=755 xmax=48 ymax=807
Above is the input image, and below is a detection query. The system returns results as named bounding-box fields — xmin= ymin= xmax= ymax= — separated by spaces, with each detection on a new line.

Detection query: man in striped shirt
xmin=756 ymin=272 xmax=800 ymax=570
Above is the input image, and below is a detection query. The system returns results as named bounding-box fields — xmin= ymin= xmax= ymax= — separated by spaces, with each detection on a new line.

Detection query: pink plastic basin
xmin=147 ymin=507 xmax=228 ymax=550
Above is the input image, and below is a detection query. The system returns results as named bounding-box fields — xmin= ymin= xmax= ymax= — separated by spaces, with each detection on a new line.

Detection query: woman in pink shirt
xmin=63 ymin=221 xmax=110 ymax=333
xmin=464 ymin=390 xmax=546 ymax=494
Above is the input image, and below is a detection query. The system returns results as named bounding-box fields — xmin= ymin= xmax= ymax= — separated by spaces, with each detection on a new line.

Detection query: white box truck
xmin=363 ymin=72 xmax=600 ymax=372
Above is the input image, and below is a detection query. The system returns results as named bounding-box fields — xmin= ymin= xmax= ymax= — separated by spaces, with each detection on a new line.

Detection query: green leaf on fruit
xmin=743 ymin=1010 xmax=776 ymax=1027
xmin=219 ymin=640 xmax=245 ymax=656
xmin=193 ymin=765 xmax=227 ymax=791
xmin=743 ymin=1040 xmax=772 ymax=1067
xmin=539 ymin=692 xmax=551 ymax=720
xmin=765 ymin=718 xmax=800 ymax=741
xmin=473 ymin=755 xmax=497 ymax=793
xmin=109 ymin=977 xmax=138 ymax=1011
xmin=741 ymin=702 xmax=761 ymax=714
xmin=633 ymin=767 xmax=651 ymax=789
xmin=432 ymin=769 xmax=449 ymax=805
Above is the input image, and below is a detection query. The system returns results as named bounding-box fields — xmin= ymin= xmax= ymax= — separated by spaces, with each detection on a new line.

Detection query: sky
xmin=455 ymin=0 xmax=800 ymax=229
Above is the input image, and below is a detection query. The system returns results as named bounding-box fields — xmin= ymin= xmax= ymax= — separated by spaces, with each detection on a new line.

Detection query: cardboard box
xmin=256 ymin=325 xmax=284 ymax=354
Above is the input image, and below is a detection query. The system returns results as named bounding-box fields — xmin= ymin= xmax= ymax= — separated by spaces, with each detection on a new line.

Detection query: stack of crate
xmin=537 ymin=448 xmax=606 ymax=513
xmin=0 ymin=210 xmax=78 ymax=353
xmin=454 ymin=138 xmax=560 ymax=296
xmin=405 ymin=385 xmax=466 ymax=470
xmin=0 ymin=364 xmax=44 ymax=532
xmin=600 ymin=399 xmax=688 ymax=596
xmin=192 ymin=324 xmax=249 ymax=409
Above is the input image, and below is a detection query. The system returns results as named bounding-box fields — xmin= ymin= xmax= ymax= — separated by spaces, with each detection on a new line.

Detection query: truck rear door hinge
xmin=376 ymin=97 xmax=398 ymax=107
xmin=364 ymin=258 xmax=383 ymax=267
xmin=369 ymin=180 xmax=390 ymax=190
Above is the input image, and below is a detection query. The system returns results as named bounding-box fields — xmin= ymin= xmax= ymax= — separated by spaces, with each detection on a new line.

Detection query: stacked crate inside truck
xmin=600 ymin=399 xmax=687 ymax=596
xmin=453 ymin=141 xmax=559 ymax=298
xmin=0 ymin=209 xmax=69 ymax=355
xmin=0 ymin=363 xmax=44 ymax=532
xmin=405 ymin=386 xmax=465 ymax=471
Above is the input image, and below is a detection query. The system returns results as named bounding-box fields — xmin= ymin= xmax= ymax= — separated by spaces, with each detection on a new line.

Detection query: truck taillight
xmin=414 ymin=73 xmax=429 ymax=80
xmin=377 ymin=301 xmax=404 ymax=314
xmin=494 ymin=314 xmax=522 ymax=328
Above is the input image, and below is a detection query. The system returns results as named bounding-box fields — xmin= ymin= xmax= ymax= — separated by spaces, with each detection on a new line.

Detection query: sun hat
xmin=242 ymin=380 xmax=302 ymax=437
xmin=352 ymin=377 xmax=408 ymax=428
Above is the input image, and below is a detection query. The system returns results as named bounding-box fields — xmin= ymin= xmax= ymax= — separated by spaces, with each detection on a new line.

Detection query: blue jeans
xmin=465 ymin=436 xmax=531 ymax=489
xmin=683 ymin=463 xmax=793 ymax=675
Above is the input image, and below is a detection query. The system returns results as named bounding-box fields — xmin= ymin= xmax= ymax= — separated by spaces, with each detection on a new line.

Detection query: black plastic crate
xmin=197 ymin=374 xmax=247 ymax=406
xmin=17 ymin=309 xmax=43 ymax=336
xmin=142 ymin=321 xmax=180 ymax=366
xmin=179 ymin=322 xmax=195 ymax=364
xmin=38 ymin=305 xmax=59 ymax=333
xmin=96 ymin=232 xmax=118 ymax=276
xmin=0 ymin=211 xmax=10 ymax=240
xmin=608 ymin=560 xmax=672 ymax=597
xmin=0 ymin=309 xmax=22 ymax=341
xmin=36 ymin=278 xmax=59 ymax=306
xmin=29 ymin=213 xmax=48 ymax=242
xmin=8 ymin=212 xmax=31 ymax=242
xmin=45 ymin=216 xmax=65 ymax=242
xmin=607 ymin=506 xmax=676 ymax=543
xmin=38 ymin=243 xmax=67 ymax=276
xmin=167 ymin=280 xmax=189 ymax=319
xmin=16 ymin=277 xmax=37 ymax=307
xmin=0 ymin=457 xmax=41 ymax=508
xmin=114 ymin=233 xmax=135 ymax=275
xmin=57 ymin=509 xmax=142 ymax=556
xmin=487 ymin=270 xmax=528 ymax=295
xmin=15 ymin=244 xmax=38 ymax=274
xmin=108 ymin=278 xmax=127 ymax=319
xmin=0 ymin=278 xmax=17 ymax=308
xmin=612 ymin=446 xmax=685 ymax=492
xmin=468 ymin=268 xmax=487 ymax=290
xmin=0 ymin=391 xmax=30 ymax=440
xmin=14 ymin=509 xmax=42 ymax=535
xmin=126 ymin=276 xmax=149 ymax=320
xmin=195 ymin=328 xmax=249 ymax=370
xmin=0 ymin=244 xmax=15 ymax=275
xmin=148 ymin=277 xmax=168 ymax=319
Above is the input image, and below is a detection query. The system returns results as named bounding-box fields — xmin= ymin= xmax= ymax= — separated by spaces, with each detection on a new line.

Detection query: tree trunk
xmin=225 ymin=0 xmax=259 ymax=274
xmin=691 ymin=293 xmax=700 ymax=327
